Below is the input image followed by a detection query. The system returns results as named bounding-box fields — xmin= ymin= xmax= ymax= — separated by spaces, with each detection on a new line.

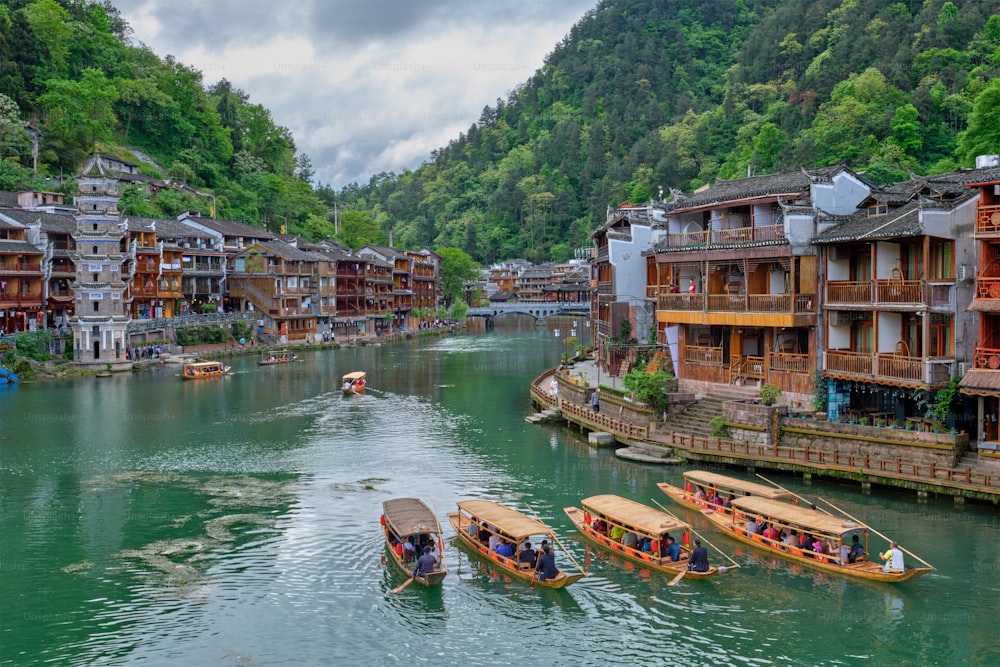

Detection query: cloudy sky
xmin=111 ymin=0 xmax=597 ymax=189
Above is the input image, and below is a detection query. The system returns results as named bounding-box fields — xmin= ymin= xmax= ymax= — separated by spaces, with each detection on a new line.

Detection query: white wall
xmin=828 ymin=325 xmax=850 ymax=349
xmin=875 ymin=242 xmax=900 ymax=279
xmin=877 ymin=311 xmax=902 ymax=352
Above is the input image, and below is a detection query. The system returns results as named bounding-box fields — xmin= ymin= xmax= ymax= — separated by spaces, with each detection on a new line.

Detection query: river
xmin=1 ymin=320 xmax=998 ymax=666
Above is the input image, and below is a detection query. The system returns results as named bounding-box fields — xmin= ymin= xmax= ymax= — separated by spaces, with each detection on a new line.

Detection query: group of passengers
xmin=693 ymin=486 xmax=736 ymax=510
xmin=389 ymin=531 xmax=441 ymax=576
xmin=586 ymin=515 xmax=687 ymax=563
xmin=465 ymin=519 xmax=561 ymax=581
xmin=743 ymin=516 xmax=866 ymax=565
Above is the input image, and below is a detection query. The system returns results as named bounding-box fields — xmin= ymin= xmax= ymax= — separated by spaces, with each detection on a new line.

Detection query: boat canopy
xmin=683 ymin=470 xmax=794 ymax=500
xmin=342 ymin=371 xmax=366 ymax=382
xmin=456 ymin=500 xmax=549 ymax=540
xmin=582 ymin=495 xmax=687 ymax=535
xmin=383 ymin=498 xmax=440 ymax=537
xmin=731 ymin=496 xmax=867 ymax=538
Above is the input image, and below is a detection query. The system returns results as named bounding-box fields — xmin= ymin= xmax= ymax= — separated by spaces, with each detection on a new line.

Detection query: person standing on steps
xmin=591 ymin=388 xmax=600 ymax=413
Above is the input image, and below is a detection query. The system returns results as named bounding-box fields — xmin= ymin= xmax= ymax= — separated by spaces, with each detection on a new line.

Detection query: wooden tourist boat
xmin=699 ymin=495 xmax=934 ymax=582
xmin=258 ymin=350 xmax=298 ymax=365
xmin=564 ymin=494 xmax=730 ymax=579
xmin=179 ymin=361 xmax=231 ymax=379
xmin=658 ymin=470 xmax=795 ymax=515
xmin=381 ymin=497 xmax=447 ymax=588
xmin=446 ymin=499 xmax=585 ymax=589
xmin=341 ymin=371 xmax=366 ymax=394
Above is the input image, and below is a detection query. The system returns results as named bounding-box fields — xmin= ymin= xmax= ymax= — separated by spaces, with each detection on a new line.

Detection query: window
xmin=867 ymin=204 xmax=888 ymax=216
xmin=929 ymin=315 xmax=953 ymax=357
xmin=929 ymin=241 xmax=953 ymax=280
xmin=851 ymin=320 xmax=873 ymax=353
xmin=93 ymin=301 xmax=99 ymax=312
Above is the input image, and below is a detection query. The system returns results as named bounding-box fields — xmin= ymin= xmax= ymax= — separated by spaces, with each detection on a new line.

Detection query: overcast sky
xmin=111 ymin=0 xmax=597 ymax=189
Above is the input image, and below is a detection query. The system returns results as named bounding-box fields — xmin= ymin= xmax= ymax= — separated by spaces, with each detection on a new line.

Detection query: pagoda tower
xmin=68 ymin=155 xmax=133 ymax=368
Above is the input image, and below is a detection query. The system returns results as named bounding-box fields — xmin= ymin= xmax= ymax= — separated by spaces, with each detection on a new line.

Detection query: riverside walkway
xmin=530 ymin=360 xmax=1000 ymax=504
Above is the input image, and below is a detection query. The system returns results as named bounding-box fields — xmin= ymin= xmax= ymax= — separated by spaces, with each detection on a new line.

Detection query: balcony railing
xmin=974 ymin=345 xmax=1000 ymax=370
xmin=826 ymin=349 xmax=926 ymax=383
xmin=770 ymin=352 xmax=810 ymax=373
xmin=977 ymin=276 xmax=1000 ymax=300
xmin=658 ymin=292 xmax=815 ymax=313
xmin=827 ymin=280 xmax=924 ymax=304
xmin=975 ymin=204 xmax=1000 ymax=234
xmin=664 ymin=223 xmax=784 ymax=247
xmin=685 ymin=344 xmax=723 ymax=365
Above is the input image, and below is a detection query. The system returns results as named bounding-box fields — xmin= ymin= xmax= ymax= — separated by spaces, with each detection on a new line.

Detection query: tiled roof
xmin=183 ymin=214 xmax=275 ymax=240
xmin=0 ymin=208 xmax=76 ymax=232
xmin=0 ymin=239 xmax=43 ymax=254
xmin=0 ymin=191 xmax=19 ymax=207
xmin=128 ymin=216 xmax=216 ymax=239
xmin=813 ymin=201 xmax=923 ymax=244
xmin=255 ymin=240 xmax=327 ymax=261
xmin=671 ymin=165 xmax=846 ymax=210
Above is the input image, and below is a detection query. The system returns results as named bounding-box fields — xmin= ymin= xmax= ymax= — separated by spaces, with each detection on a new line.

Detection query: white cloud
xmin=113 ymin=0 xmax=596 ymax=188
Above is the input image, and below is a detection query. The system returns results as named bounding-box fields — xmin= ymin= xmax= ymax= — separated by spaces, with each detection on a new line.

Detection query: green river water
xmin=0 ymin=320 xmax=998 ymax=666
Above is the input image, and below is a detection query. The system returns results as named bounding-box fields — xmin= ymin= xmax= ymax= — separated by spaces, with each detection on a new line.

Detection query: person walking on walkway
xmin=591 ymin=388 xmax=600 ymax=413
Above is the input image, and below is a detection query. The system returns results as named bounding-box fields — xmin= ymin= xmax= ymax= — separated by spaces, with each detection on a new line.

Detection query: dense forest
xmin=1 ymin=0 xmax=1000 ymax=266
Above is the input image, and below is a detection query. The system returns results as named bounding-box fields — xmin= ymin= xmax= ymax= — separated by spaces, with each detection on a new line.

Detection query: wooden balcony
xmin=770 ymin=352 xmax=810 ymax=373
xmin=974 ymin=345 xmax=1000 ymax=370
xmin=975 ymin=204 xmax=1000 ymax=235
xmin=827 ymin=280 xmax=924 ymax=305
xmin=664 ymin=223 xmax=784 ymax=248
xmin=658 ymin=292 xmax=815 ymax=314
xmin=825 ymin=349 xmax=926 ymax=384
xmin=976 ymin=276 xmax=1000 ymax=300
xmin=685 ymin=344 xmax=723 ymax=365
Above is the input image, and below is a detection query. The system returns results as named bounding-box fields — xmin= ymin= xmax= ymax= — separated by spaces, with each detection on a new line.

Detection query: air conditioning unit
xmin=958 ymin=265 xmax=970 ymax=282
xmin=829 ymin=311 xmax=853 ymax=326
xmin=957 ymin=362 xmax=967 ymax=377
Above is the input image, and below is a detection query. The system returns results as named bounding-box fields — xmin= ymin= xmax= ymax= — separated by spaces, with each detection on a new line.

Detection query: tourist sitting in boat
xmin=746 ymin=517 xmax=760 ymax=534
xmin=799 ymin=532 xmax=812 ymax=550
xmin=687 ymin=539 xmax=710 ymax=572
xmin=694 ymin=486 xmax=707 ymax=502
xmin=848 ymin=534 xmax=866 ymax=563
xmin=591 ymin=518 xmax=607 ymax=535
xmin=762 ymin=522 xmax=779 ymax=541
xmin=811 ymin=537 xmax=825 ymax=555
xmin=664 ymin=535 xmax=681 ymax=562
xmin=609 ymin=524 xmax=626 ymax=542
xmin=535 ymin=544 xmax=560 ymax=581
xmin=723 ymin=494 xmax=735 ymax=509
xmin=622 ymin=531 xmax=639 ymax=549
xmin=413 ymin=546 xmax=438 ymax=577
xmin=783 ymin=530 xmax=799 ymax=548
xmin=881 ymin=542 xmax=904 ymax=573
xmin=478 ymin=524 xmax=491 ymax=543
xmin=467 ymin=521 xmax=480 ymax=539
xmin=495 ymin=540 xmax=515 ymax=558
xmin=518 ymin=541 xmax=537 ymax=567
xmin=402 ymin=539 xmax=417 ymax=562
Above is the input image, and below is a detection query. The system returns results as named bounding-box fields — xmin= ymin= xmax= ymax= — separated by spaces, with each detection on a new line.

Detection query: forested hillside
xmin=0 ymin=0 xmax=342 ymax=241
xmin=336 ymin=0 xmax=1000 ymax=263
xmin=1 ymin=0 xmax=999 ymax=265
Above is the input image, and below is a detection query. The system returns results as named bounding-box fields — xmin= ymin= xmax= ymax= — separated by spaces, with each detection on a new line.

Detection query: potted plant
xmin=931 ymin=421 xmax=944 ymax=433
xmin=874 ymin=417 xmax=885 ymax=428
xmin=759 ymin=383 xmax=782 ymax=406
xmin=905 ymin=419 xmax=914 ymax=431
xmin=858 ymin=416 xmax=869 ymax=427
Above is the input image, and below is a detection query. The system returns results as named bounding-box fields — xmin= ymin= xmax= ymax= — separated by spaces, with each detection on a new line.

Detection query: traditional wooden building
xmin=0 ymin=213 xmax=45 ymax=334
xmin=959 ymin=160 xmax=1000 ymax=445
xmin=229 ymin=240 xmax=322 ymax=341
xmin=815 ymin=171 xmax=978 ymax=427
xmin=646 ymin=167 xmax=869 ymax=402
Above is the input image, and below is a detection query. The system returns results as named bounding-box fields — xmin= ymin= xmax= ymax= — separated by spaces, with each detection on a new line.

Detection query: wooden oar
xmin=667 ymin=569 xmax=686 ymax=586
xmin=649 ymin=498 xmax=740 ymax=569
xmin=391 ymin=576 xmax=415 ymax=593
xmin=754 ymin=473 xmax=834 ymax=515
xmin=816 ymin=497 xmax=935 ymax=570
xmin=523 ymin=502 xmax=588 ymax=577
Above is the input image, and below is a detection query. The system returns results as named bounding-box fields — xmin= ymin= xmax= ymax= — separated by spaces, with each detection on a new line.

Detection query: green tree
xmin=889 ymin=103 xmax=922 ymax=154
xmin=436 ymin=247 xmax=479 ymax=306
xmin=39 ymin=67 xmax=118 ymax=168
xmin=958 ymin=79 xmax=1000 ymax=166
xmin=21 ymin=0 xmax=72 ymax=77
xmin=0 ymin=93 xmax=30 ymax=160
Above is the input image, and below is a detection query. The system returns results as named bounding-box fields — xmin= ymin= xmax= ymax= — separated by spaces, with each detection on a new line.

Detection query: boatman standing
xmin=687 ymin=539 xmax=710 ymax=572
xmin=535 ymin=544 xmax=560 ymax=581
xmin=413 ymin=546 xmax=437 ymax=578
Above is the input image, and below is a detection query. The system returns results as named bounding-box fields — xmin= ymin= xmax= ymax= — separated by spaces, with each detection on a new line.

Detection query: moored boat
xmin=179 ymin=360 xmax=231 ymax=379
xmin=699 ymin=495 xmax=934 ymax=582
xmin=564 ymin=494 xmax=729 ymax=579
xmin=259 ymin=350 xmax=298 ymax=365
xmin=341 ymin=371 xmax=366 ymax=394
xmin=382 ymin=497 xmax=447 ymax=588
xmin=658 ymin=469 xmax=794 ymax=515
xmin=446 ymin=500 xmax=585 ymax=589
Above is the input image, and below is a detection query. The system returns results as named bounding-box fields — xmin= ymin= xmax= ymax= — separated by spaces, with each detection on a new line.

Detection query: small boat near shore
xmin=564 ymin=495 xmax=730 ymax=579
xmin=179 ymin=360 xmax=230 ymax=379
xmin=382 ymin=497 xmax=447 ymax=588
xmin=447 ymin=500 xmax=585 ymax=589
xmin=341 ymin=371 xmax=366 ymax=394
xmin=658 ymin=469 xmax=795 ymax=515
xmin=258 ymin=350 xmax=297 ymax=365
xmin=698 ymin=495 xmax=934 ymax=582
